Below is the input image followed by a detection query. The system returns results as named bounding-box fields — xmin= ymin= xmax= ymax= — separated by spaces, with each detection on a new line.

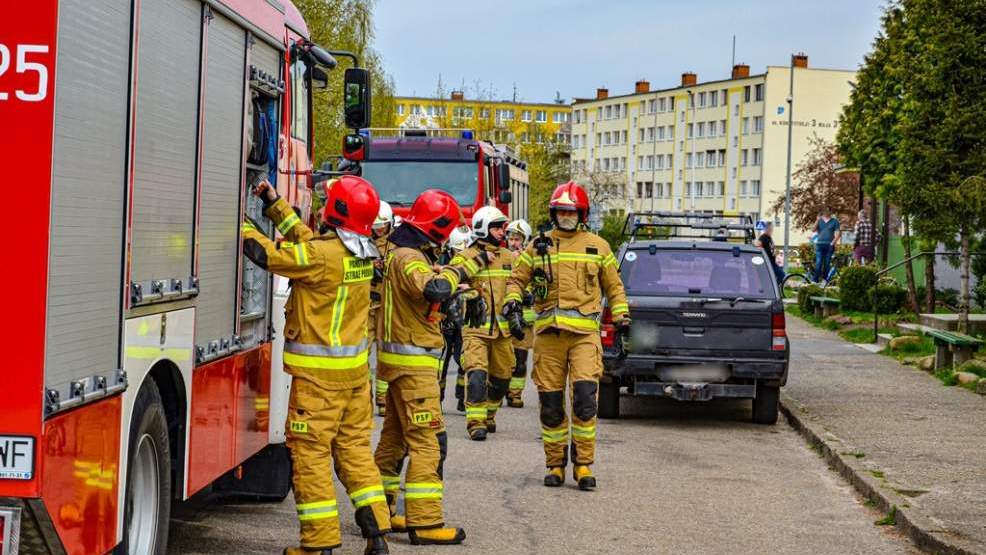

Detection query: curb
xmin=779 ymin=393 xmax=982 ymax=555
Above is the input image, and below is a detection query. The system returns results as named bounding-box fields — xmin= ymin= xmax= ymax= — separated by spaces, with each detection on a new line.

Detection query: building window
xmin=753 ymin=116 xmax=764 ymax=133
xmin=646 ymin=127 xmax=654 ymax=142
xmin=621 ymin=130 xmax=627 ymax=144
xmin=620 ymin=157 xmax=626 ymax=171
xmin=741 ymin=149 xmax=749 ymax=166
xmin=396 ymin=104 xmax=405 ymax=116
xmin=658 ymin=126 xmax=666 ymax=141
xmin=720 ymin=119 xmax=727 ymax=135
xmin=667 ymin=154 xmax=673 ymax=167
xmin=721 ymin=89 xmax=728 ymax=103
xmin=685 ymin=182 xmax=692 ymax=197
xmin=645 ymin=182 xmax=653 ymax=198
xmin=657 ymin=98 xmax=665 ymax=112
xmin=605 ymin=105 xmax=613 ymax=119
xmin=752 ymin=179 xmax=761 ymax=195
xmin=637 ymin=182 xmax=644 ymax=198
xmin=698 ymin=91 xmax=707 ymax=108
xmin=718 ymin=181 xmax=725 ymax=197
xmin=521 ymin=110 xmax=532 ymax=122
xmin=752 ymin=148 xmax=762 ymax=165
xmin=740 ymin=180 xmax=748 ymax=196
xmin=639 ymin=129 xmax=646 ymax=142
xmin=552 ymin=112 xmax=565 ymax=123
xmin=411 ymin=104 xmax=422 ymax=115
xmin=574 ymin=111 xmax=582 ymax=124
xmin=480 ymin=107 xmax=490 ymax=119
xmin=742 ymin=117 xmax=750 ymax=135
xmin=744 ymin=85 xmax=751 ymax=102
xmin=536 ymin=110 xmax=547 ymax=122
xmin=754 ymin=84 xmax=764 ymax=101
xmin=686 ymin=153 xmax=693 ymax=168
xmin=710 ymin=90 xmax=718 ymax=107
xmin=687 ymin=123 xmax=694 ymax=138
xmin=706 ymin=151 xmax=715 ymax=167
xmin=697 ymin=122 xmax=705 ymax=138
xmin=718 ymin=149 xmax=726 ymax=166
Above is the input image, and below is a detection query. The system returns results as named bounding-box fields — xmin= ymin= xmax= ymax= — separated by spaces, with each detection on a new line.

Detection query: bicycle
xmin=780 ymin=251 xmax=850 ymax=299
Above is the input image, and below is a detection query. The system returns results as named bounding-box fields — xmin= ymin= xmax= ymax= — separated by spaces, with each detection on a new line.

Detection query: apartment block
xmin=569 ymin=55 xmax=854 ymax=241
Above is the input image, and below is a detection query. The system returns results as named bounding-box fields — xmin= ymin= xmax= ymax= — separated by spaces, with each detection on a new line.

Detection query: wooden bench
xmin=809 ymin=296 xmax=840 ymax=318
xmin=927 ymin=329 xmax=982 ymax=369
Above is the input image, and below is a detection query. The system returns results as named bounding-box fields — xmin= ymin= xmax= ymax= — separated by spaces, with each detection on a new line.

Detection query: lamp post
xmin=782 ymin=55 xmax=795 ymax=271
xmin=687 ymin=90 xmax=696 ymax=211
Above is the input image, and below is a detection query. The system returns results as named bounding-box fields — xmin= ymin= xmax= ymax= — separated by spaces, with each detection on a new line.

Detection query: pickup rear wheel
xmin=121 ymin=379 xmax=171 ymax=554
xmin=752 ymin=383 xmax=779 ymax=425
xmin=598 ymin=380 xmax=620 ymax=419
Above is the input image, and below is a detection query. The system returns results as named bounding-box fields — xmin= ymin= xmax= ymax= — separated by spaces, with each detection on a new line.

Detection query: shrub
xmin=869 ymin=283 xmax=906 ymax=314
xmin=797 ymin=283 xmax=826 ymax=314
xmin=839 ymin=265 xmax=879 ymax=311
xmin=974 ymin=279 xmax=986 ymax=310
xmin=938 ymin=287 xmax=960 ymax=308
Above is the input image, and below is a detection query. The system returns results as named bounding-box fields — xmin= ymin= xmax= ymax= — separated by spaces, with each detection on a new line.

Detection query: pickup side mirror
xmin=498 ymin=190 xmax=512 ymax=205
xmin=344 ymin=68 xmax=371 ymax=130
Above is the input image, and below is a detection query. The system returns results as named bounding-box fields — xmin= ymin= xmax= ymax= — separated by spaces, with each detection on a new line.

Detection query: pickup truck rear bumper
xmin=603 ymin=353 xmax=788 ymax=386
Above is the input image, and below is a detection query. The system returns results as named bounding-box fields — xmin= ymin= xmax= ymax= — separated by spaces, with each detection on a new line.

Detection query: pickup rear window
xmin=620 ymin=248 xmax=775 ymax=299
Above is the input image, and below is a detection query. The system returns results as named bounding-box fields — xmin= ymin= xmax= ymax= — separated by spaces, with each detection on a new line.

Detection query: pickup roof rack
xmin=621 ymin=211 xmax=756 ymax=244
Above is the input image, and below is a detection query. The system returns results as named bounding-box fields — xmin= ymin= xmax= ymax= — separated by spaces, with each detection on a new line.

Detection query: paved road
xmin=170 ymin=363 xmax=917 ymax=554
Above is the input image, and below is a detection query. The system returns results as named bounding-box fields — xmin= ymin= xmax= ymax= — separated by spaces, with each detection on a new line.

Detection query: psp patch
xmin=289 ymin=421 xmax=309 ymax=433
xmin=412 ymin=411 xmax=433 ymax=426
xmin=343 ymin=257 xmax=374 ymax=283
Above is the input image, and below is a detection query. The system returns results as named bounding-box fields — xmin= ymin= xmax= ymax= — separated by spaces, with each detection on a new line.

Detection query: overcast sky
xmin=374 ymin=0 xmax=887 ymax=103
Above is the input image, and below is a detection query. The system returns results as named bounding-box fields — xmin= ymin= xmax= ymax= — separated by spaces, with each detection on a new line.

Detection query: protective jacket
xmin=377 ymin=228 xmax=488 ymax=380
xmin=506 ymin=228 xmax=629 ymax=334
xmin=453 ymin=241 xmax=513 ymax=339
xmin=243 ymin=198 xmax=373 ymax=390
xmin=369 ymin=232 xmax=392 ymax=343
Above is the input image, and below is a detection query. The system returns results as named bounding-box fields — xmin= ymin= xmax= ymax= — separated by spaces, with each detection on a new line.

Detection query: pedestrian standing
xmin=374 ymin=189 xmax=492 ymax=545
xmin=756 ymin=221 xmax=784 ymax=284
xmin=243 ymin=178 xmax=391 ymax=555
xmin=852 ymin=210 xmax=875 ymax=264
xmin=505 ymin=182 xmax=630 ymax=490
xmin=813 ymin=207 xmax=841 ymax=283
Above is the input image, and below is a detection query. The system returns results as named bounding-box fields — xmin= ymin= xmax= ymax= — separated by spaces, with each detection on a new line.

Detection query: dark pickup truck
xmin=599 ymin=213 xmax=789 ymax=424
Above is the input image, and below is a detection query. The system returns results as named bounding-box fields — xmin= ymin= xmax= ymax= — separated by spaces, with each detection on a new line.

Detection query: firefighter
xmin=504 ymin=181 xmax=630 ymax=491
xmin=504 ymin=219 xmax=535 ymax=409
xmin=452 ymin=206 xmax=515 ymax=440
xmin=373 ymin=189 xmax=492 ymax=545
xmin=242 ymin=178 xmax=390 ymax=555
xmin=371 ymin=201 xmax=394 ymax=417
xmin=441 ymin=227 xmax=471 ymax=411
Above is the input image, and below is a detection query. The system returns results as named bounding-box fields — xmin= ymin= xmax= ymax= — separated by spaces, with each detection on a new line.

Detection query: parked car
xmin=600 ymin=213 xmax=789 ymax=424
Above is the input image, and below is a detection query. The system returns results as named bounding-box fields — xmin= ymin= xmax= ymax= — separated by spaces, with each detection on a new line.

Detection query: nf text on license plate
xmin=0 ymin=436 xmax=34 ymax=480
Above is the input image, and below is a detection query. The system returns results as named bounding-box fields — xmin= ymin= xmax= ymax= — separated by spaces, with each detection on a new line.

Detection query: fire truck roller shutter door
xmin=45 ymin=0 xmax=130 ymax=395
xmin=195 ymin=10 xmax=247 ymax=358
xmin=130 ymin=0 xmax=201 ymax=285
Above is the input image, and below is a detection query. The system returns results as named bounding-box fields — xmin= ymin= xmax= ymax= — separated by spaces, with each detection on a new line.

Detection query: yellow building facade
xmin=393 ymin=92 xmax=571 ymax=145
xmin=569 ymin=55 xmax=854 ymax=242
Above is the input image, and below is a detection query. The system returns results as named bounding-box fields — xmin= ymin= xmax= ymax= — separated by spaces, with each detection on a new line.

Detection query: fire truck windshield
xmin=360 ymin=160 xmax=478 ymax=206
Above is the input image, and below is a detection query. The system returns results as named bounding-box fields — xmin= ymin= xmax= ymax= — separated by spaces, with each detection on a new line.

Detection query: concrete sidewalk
xmin=782 ymin=316 xmax=986 ymax=555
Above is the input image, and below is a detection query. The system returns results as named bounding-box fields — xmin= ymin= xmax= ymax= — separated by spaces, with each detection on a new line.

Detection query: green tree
xmin=520 ymin=140 xmax=571 ymax=231
xmin=598 ymin=210 xmax=627 ymax=252
xmin=294 ymin=0 xmax=396 ymax=166
xmin=770 ymin=135 xmax=859 ymax=231
xmin=895 ymin=0 xmax=986 ymax=331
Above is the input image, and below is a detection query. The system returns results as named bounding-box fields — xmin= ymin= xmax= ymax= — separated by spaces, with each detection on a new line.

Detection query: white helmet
xmin=448 ymin=227 xmax=471 ymax=252
xmin=506 ymin=219 xmax=532 ymax=243
xmin=374 ymin=200 xmax=394 ymax=230
xmin=471 ymin=206 xmax=509 ymax=240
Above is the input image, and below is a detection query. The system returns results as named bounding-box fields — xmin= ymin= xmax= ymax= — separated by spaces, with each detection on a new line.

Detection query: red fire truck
xmin=342 ymin=129 xmax=527 ymax=223
xmin=0 ymin=1 xmax=369 ymax=553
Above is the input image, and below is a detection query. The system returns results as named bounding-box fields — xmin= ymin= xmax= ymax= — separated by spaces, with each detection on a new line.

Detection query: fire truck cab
xmin=0 ymin=1 xmax=367 ymax=553
xmin=343 ymin=129 xmax=527 ymax=224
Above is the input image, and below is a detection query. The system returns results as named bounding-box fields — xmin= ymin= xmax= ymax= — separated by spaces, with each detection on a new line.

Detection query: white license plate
xmin=0 ymin=436 xmax=34 ymax=480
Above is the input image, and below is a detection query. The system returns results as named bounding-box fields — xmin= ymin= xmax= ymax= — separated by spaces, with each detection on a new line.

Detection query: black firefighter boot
xmin=355 ymin=506 xmax=391 ymax=554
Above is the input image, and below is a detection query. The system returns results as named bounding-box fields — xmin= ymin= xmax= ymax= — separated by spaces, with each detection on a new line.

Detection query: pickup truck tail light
xmin=600 ymin=307 xmax=616 ymax=348
xmin=771 ymin=311 xmax=787 ymax=351
xmin=0 ymin=506 xmax=21 ymax=555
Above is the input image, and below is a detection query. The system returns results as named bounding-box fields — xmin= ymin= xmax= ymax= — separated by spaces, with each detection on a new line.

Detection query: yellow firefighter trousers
xmin=532 ymin=329 xmax=603 ymax=468
xmin=462 ymin=334 xmax=515 ymax=429
xmin=373 ymin=372 xmax=448 ymax=529
xmin=285 ymin=377 xmax=390 ymax=550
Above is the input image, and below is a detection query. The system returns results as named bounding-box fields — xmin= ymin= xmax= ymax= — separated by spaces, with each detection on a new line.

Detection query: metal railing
xmin=872 ymin=250 xmax=984 ymax=342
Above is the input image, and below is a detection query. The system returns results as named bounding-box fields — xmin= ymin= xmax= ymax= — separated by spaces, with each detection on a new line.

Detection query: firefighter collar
xmin=337 ymin=228 xmax=379 ymax=259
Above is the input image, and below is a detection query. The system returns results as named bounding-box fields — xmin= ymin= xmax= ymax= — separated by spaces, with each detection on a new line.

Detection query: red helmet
xmin=549 ymin=181 xmax=590 ymax=222
xmin=321 ymin=176 xmax=381 ymax=237
xmin=404 ymin=189 xmax=463 ymax=243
